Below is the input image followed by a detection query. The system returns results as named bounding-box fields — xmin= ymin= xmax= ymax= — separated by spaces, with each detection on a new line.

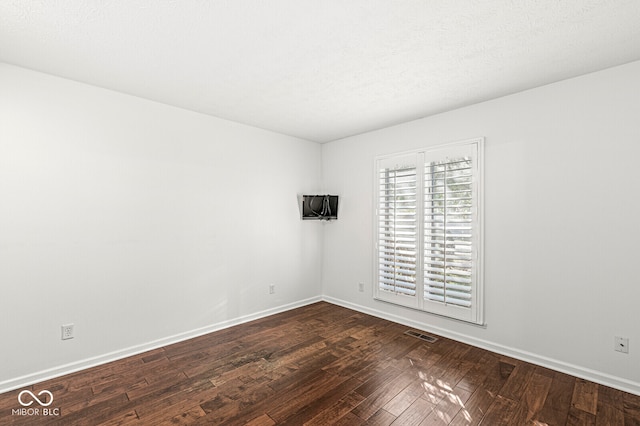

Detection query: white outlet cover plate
xmin=615 ymin=336 xmax=629 ymax=353
xmin=61 ymin=324 xmax=74 ymax=340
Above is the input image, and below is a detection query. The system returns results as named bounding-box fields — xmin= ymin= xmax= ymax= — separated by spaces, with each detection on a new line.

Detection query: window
xmin=375 ymin=138 xmax=484 ymax=324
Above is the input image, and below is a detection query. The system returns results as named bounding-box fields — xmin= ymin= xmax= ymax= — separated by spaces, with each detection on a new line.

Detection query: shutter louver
xmin=424 ymin=157 xmax=473 ymax=308
xmin=378 ymin=166 xmax=417 ymax=296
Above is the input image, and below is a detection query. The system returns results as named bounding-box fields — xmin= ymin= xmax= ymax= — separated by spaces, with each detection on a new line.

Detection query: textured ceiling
xmin=2 ymin=1 xmax=640 ymax=143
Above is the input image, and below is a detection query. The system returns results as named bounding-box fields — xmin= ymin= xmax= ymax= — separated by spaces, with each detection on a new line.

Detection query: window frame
xmin=373 ymin=138 xmax=485 ymax=325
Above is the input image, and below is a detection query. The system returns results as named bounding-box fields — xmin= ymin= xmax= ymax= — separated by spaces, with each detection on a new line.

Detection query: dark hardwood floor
xmin=1 ymin=302 xmax=638 ymax=425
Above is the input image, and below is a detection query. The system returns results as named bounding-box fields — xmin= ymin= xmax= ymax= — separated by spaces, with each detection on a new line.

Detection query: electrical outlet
xmin=269 ymin=284 xmax=275 ymax=294
xmin=358 ymin=282 xmax=364 ymax=292
xmin=61 ymin=324 xmax=74 ymax=340
xmin=615 ymin=336 xmax=629 ymax=353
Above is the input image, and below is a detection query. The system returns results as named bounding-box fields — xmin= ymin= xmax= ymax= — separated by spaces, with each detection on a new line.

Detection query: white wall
xmin=321 ymin=60 xmax=640 ymax=394
xmin=0 ymin=63 xmax=323 ymax=391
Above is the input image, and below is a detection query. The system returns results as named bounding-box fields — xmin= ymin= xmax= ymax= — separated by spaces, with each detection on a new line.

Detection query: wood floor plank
xmin=418 ymin=386 xmax=473 ymax=426
xmin=413 ymin=364 xmax=464 ymax=407
xmin=478 ymin=395 xmax=518 ymax=425
xmin=134 ymin=381 xmax=220 ymax=424
xmin=363 ymin=409 xmax=397 ymax=426
xmin=334 ymin=411 xmax=366 ymax=426
xmin=354 ymin=366 xmax=403 ymax=399
xmin=595 ymin=385 xmax=625 ymax=426
xmin=322 ymin=350 xmax=374 ymax=377
xmin=267 ymin=370 xmax=350 ymax=423
xmin=448 ymin=359 xmax=515 ymax=426
xmin=399 ymin=344 xmax=443 ymax=374
xmin=595 ymin=402 xmax=625 ymax=426
xmin=52 ymin=392 xmax=132 ymax=426
xmin=158 ymin=405 xmax=206 ymax=426
xmin=566 ymin=406 xmax=596 ymax=425
xmin=245 ymin=413 xmax=277 ymax=426
xmin=508 ymin=371 xmax=552 ymax=424
xmin=125 ymin=372 xmax=188 ymax=400
xmin=623 ymin=391 xmax=640 ymax=426
xmin=267 ymin=354 xmax=337 ymax=393
xmin=352 ymin=371 xmax=417 ymax=420
xmin=192 ymin=394 xmax=244 ymax=424
xmin=96 ymin=410 xmax=140 ymax=426
xmin=498 ymin=362 xmax=536 ymax=401
xmin=390 ymin=396 xmax=435 ymax=425
xmin=275 ymin=377 xmax=363 ymax=425
xmin=383 ymin=378 xmax=431 ymax=417
xmin=196 ymin=376 xmax=277 ymax=424
xmin=304 ymin=391 xmax=365 ymax=426
xmin=430 ymin=341 xmax=474 ymax=383
xmin=454 ymin=349 xmax=493 ymax=393
xmin=536 ymin=370 xmax=575 ymax=425
xmin=1 ymin=302 xmax=639 ymax=426
xmin=572 ymin=378 xmax=599 ymax=415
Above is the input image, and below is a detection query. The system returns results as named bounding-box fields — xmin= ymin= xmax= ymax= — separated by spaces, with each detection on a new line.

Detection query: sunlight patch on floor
xmin=417 ymin=370 xmax=472 ymax=423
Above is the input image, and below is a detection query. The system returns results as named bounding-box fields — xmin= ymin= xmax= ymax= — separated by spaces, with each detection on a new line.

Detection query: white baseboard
xmin=322 ymin=296 xmax=640 ymax=396
xmin=0 ymin=296 xmax=322 ymax=395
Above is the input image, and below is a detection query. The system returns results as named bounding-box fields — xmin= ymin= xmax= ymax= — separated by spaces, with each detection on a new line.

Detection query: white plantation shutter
xmin=375 ymin=139 xmax=483 ymax=324
xmin=378 ymin=165 xmax=418 ymax=297
xmin=424 ymin=157 xmax=474 ymax=308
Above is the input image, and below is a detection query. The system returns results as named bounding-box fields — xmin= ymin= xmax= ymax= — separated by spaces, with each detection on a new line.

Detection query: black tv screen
xmin=302 ymin=195 xmax=339 ymax=220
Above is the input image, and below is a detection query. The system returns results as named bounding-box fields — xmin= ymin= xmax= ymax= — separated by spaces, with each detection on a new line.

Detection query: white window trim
xmin=373 ymin=137 xmax=485 ymax=325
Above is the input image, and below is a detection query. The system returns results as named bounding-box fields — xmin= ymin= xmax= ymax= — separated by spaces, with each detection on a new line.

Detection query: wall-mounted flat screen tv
xmin=302 ymin=195 xmax=339 ymax=220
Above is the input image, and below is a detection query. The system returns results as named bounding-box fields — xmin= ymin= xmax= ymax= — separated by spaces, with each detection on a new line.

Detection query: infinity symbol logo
xmin=18 ymin=390 xmax=54 ymax=407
